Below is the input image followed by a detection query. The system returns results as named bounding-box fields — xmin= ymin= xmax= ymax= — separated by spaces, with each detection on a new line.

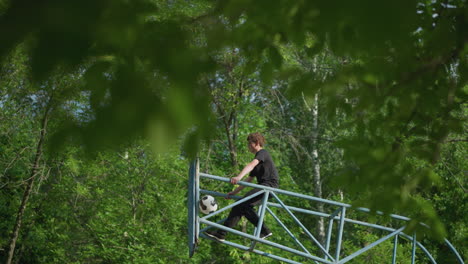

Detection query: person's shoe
xmin=205 ymin=231 xmax=225 ymax=242
xmin=260 ymin=232 xmax=272 ymax=239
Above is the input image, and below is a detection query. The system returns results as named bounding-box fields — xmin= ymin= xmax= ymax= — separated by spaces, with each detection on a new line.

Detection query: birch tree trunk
xmin=6 ymin=103 xmax=51 ymax=264
xmin=311 ymin=93 xmax=326 ymax=245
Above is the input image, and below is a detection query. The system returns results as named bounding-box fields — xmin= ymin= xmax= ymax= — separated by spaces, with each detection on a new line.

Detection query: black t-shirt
xmin=249 ymin=149 xmax=279 ymax=188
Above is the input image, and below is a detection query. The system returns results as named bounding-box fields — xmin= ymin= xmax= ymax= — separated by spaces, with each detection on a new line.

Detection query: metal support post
xmin=392 ymin=234 xmax=398 ymax=264
xmin=411 ymin=233 xmax=417 ymax=264
xmin=250 ymin=191 xmax=270 ymax=251
xmin=335 ymin=207 xmax=346 ymax=262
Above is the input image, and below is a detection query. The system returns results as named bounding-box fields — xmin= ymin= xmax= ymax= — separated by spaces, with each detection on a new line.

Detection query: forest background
xmin=0 ymin=0 xmax=466 ymax=263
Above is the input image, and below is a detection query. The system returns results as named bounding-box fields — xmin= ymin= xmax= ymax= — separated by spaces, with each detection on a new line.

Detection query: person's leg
xmin=217 ymin=203 xmax=244 ymax=236
xmin=241 ymin=189 xmax=272 ymax=237
xmin=206 ymin=209 xmax=240 ymax=241
xmin=207 ymin=188 xmax=271 ymax=240
xmin=215 ymin=189 xmax=263 ymax=237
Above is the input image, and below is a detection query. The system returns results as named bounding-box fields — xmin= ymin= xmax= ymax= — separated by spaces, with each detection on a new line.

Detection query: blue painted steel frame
xmin=187 ymin=161 xmax=196 ymax=257
xmin=189 ymin=165 xmax=465 ymax=264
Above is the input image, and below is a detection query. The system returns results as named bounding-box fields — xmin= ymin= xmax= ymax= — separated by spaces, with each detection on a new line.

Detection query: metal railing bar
xmin=355 ymin=207 xmax=411 ymax=222
xmin=343 ymin=217 xmax=400 ymax=232
xmin=200 ymin=173 xmax=349 ymax=207
xmin=199 ymin=233 xmax=305 ymax=264
xmin=417 ymin=242 xmax=437 ymax=264
xmin=200 ymin=218 xmax=227 ymax=233
xmin=267 ymin=202 xmax=331 ymax=218
xmin=200 ymin=189 xmax=232 ymax=197
xmin=199 ymin=189 xmax=265 ymax=220
xmin=271 ymin=192 xmax=336 ymax=261
xmin=445 ymin=239 xmax=465 ymax=264
xmin=200 ymin=219 xmax=334 ymax=264
xmin=338 ymin=226 xmax=406 ymax=264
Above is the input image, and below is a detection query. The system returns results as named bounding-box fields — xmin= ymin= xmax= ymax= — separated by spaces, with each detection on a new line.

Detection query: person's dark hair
xmin=247 ymin=132 xmax=265 ymax=147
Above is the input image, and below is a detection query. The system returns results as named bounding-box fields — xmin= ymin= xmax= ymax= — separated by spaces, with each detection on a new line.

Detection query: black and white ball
xmin=199 ymin=195 xmax=218 ymax=214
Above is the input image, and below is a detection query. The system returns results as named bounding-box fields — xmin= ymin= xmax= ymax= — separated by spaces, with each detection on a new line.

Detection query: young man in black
xmin=206 ymin=132 xmax=279 ymax=241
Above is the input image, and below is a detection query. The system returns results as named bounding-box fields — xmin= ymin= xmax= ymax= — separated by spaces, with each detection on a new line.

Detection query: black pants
xmin=219 ymin=188 xmax=271 ymax=236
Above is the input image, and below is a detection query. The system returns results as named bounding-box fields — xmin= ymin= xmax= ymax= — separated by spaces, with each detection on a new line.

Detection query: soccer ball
xmin=199 ymin=195 xmax=218 ymax=214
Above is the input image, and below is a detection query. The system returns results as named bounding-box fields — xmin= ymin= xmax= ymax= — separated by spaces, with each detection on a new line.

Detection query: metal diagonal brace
xmin=199 ymin=189 xmax=266 ymax=221
xmin=271 ymin=192 xmax=336 ymax=262
xmin=201 ymin=219 xmax=334 ymax=264
xmin=266 ymin=207 xmax=311 ymax=255
xmin=338 ymin=226 xmax=406 ymax=264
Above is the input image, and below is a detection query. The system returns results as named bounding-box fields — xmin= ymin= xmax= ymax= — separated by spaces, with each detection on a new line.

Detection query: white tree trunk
xmin=312 ymin=93 xmax=326 ymax=245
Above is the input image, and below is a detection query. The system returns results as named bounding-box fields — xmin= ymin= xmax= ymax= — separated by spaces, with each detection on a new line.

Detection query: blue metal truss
xmin=188 ymin=160 xmax=465 ymax=263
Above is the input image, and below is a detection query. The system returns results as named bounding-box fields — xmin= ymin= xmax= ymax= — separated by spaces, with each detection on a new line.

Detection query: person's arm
xmin=226 ymin=176 xmax=254 ymax=198
xmin=230 ymin=159 xmax=260 ymax=184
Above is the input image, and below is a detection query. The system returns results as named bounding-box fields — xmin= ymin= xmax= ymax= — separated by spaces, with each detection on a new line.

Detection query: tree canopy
xmin=0 ymin=0 xmax=467 ymax=263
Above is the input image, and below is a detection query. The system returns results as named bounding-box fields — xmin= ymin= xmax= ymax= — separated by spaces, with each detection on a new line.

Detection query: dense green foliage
xmin=0 ymin=0 xmax=466 ymax=263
